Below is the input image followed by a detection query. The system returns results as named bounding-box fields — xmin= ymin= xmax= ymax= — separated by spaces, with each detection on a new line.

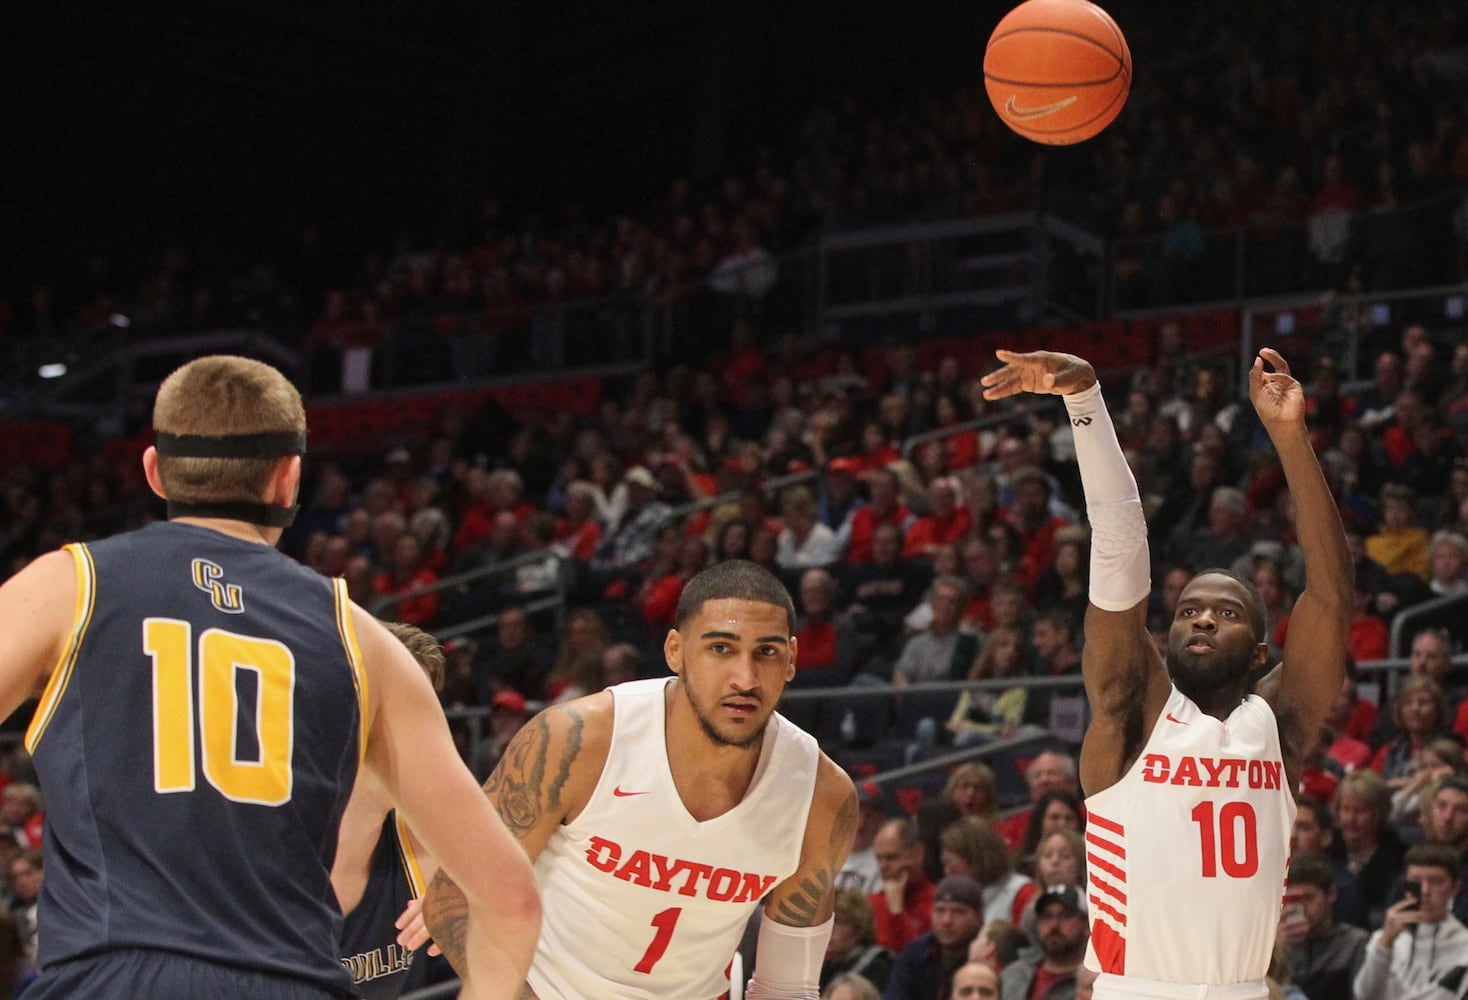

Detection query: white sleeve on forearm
xmin=745 ymin=913 xmax=832 ymax=1000
xmin=1064 ymin=383 xmax=1151 ymax=613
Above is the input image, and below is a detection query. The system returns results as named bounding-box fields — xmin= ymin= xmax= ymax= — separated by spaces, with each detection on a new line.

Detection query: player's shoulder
xmin=811 ymin=751 xmax=857 ymax=820
xmin=529 ymin=690 xmax=617 ymax=773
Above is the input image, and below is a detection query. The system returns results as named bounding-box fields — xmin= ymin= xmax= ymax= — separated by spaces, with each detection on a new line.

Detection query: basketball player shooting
xmin=981 ymin=348 xmax=1350 ymax=1000
xmin=423 ymin=559 xmax=859 ymax=1000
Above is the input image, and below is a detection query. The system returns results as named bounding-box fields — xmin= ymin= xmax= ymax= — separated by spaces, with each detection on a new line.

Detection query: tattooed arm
xmin=422 ymin=693 xmax=611 ymax=986
xmin=765 ymin=754 xmax=859 ymax=928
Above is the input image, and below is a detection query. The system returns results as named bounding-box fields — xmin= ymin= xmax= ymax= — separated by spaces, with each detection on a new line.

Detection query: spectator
xmin=552 ymin=480 xmax=603 ymax=562
xmin=0 ymin=907 xmax=35 ymax=997
xmin=1016 ymin=791 xmax=1085 ymax=876
xmin=938 ymin=816 xmax=1038 ymax=928
xmin=1354 ymin=844 xmax=1468 ymax=1000
xmin=1370 ymin=676 xmax=1452 ymax=785
xmin=544 ymin=607 xmax=611 ymax=703
xmin=999 ymin=885 xmax=1089 ymax=1000
xmin=370 ymin=533 xmax=441 ymax=627
xmin=591 ymin=465 xmax=672 ymax=579
xmin=903 ymin=477 xmax=972 ymax=561
xmin=1389 ymin=737 xmax=1468 ymax=832
xmin=892 ymin=576 xmax=976 ymax=687
xmin=871 ymin=817 xmax=935 ymax=953
xmin=1424 ymin=776 xmax=1468 ymax=925
xmin=1278 ymin=853 xmax=1369 ymax=1000
xmin=818 ymin=457 xmax=867 ymax=552
xmin=840 ymin=521 xmax=931 ymax=678
xmin=1292 ymin=795 xmax=1369 ymax=929
xmin=1367 ymin=483 xmax=1430 ymax=581
xmin=951 ymin=960 xmax=1000 ymax=1000
xmin=777 ymin=485 xmax=841 ymax=572
xmin=838 ymin=783 xmax=889 ymax=896
xmin=0 ymin=787 xmax=41 ymax=851
xmin=883 ymin=875 xmax=987 ymax=1000
xmin=1022 ymin=830 xmax=1088 ymax=940
xmin=793 ymin=567 xmax=851 ymax=682
xmin=968 ymin=919 xmax=1032 ymax=973
xmin=1024 ymin=609 xmax=1082 ymax=732
xmin=474 ymin=689 xmax=531 ymax=781
xmin=1428 ymin=530 xmax=1468 ymax=599
xmin=821 ymin=888 xmax=894 ymax=991
xmin=948 ymin=626 xmax=1033 ymax=747
xmin=825 ymin=972 xmax=882 ymax=1000
xmin=847 ymin=467 xmax=915 ymax=564
xmin=996 ymin=751 xmax=1080 ymax=852
xmin=598 ymin=642 xmax=643 ymax=689
xmin=476 ymin=604 xmax=552 ymax=701
xmin=5 ymin=850 xmax=40 ymax=965
xmin=944 ymin=763 xmax=1000 ymax=824
xmin=1333 ymin=769 xmax=1409 ymax=928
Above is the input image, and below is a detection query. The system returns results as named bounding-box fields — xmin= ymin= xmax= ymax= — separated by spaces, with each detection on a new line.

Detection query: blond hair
xmin=153 ymin=355 xmax=305 ymax=504
xmin=382 ymin=621 xmax=446 ymax=691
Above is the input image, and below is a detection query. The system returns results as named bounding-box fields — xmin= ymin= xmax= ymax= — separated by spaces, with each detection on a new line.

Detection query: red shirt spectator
xmin=903 ymin=477 xmax=972 ymax=561
xmin=371 ymin=535 xmax=441 ymax=628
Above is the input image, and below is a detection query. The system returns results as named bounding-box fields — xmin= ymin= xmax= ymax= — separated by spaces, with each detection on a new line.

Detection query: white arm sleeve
xmin=744 ymin=912 xmax=833 ymax=1000
xmin=1063 ymin=383 xmax=1151 ymax=613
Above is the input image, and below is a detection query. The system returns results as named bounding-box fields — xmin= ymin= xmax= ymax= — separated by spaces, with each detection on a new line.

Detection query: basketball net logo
xmin=192 ymin=559 xmax=244 ymax=614
xmin=1005 ymin=94 xmax=1078 ymax=121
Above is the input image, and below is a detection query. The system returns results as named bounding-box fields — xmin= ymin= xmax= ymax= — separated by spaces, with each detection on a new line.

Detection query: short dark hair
xmin=1191 ymin=568 xmax=1267 ymax=641
xmin=1406 ymin=843 xmax=1462 ymax=881
xmin=1296 ymin=795 xmax=1333 ymax=832
xmin=1287 ymin=852 xmax=1335 ymax=891
xmin=673 ymin=559 xmax=796 ymax=634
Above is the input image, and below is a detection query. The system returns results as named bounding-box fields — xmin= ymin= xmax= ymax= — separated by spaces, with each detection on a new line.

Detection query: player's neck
xmin=170 ymin=516 xmax=278 ymax=547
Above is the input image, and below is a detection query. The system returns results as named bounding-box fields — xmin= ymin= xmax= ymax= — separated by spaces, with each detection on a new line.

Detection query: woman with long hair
xmin=944 ymin=763 xmax=1000 ymax=823
xmin=1017 ymin=790 xmax=1086 ymax=878
xmin=947 ymin=626 xmax=1031 ymax=746
xmin=938 ymin=816 xmax=1038 ymax=926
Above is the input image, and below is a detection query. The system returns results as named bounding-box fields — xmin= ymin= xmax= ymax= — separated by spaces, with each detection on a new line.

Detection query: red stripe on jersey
xmin=1089 ymin=872 xmax=1127 ymax=906
xmin=1089 ymin=891 xmax=1127 ymax=927
xmin=1086 ymin=851 xmax=1126 ymax=883
xmin=1090 ymin=913 xmax=1126 ymax=973
xmin=1087 ymin=811 xmax=1124 ymax=836
xmin=1085 ymin=831 xmax=1125 ymax=859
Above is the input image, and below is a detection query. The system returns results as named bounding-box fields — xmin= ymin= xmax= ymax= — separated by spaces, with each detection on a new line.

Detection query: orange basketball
xmin=983 ymin=0 xmax=1131 ymax=145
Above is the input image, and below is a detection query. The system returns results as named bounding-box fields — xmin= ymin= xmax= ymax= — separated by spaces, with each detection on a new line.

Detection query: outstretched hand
xmin=980 ymin=350 xmax=1098 ymax=399
xmin=1249 ymin=347 xmax=1305 ymax=429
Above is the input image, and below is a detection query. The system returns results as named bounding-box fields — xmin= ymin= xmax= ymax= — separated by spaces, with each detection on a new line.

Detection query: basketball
xmin=983 ymin=0 xmax=1131 ymax=145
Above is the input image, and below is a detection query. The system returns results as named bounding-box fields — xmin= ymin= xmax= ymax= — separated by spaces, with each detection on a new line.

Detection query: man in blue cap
xmin=884 ymin=874 xmax=986 ymax=999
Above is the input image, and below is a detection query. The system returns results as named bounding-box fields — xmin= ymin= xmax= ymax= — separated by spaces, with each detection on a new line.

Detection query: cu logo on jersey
xmin=192 ymin=559 xmax=244 ymax=614
xmin=1071 ymin=416 xmax=1092 ymax=427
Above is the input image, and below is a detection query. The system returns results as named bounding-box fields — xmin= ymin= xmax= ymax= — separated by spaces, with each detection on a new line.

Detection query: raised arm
xmin=355 ymin=609 xmax=540 ymax=1000
xmin=983 ymin=351 xmax=1169 ymax=793
xmin=421 ymin=693 xmax=609 ymax=982
xmin=749 ymin=755 xmax=857 ymax=997
xmin=1250 ymin=348 xmax=1351 ymax=771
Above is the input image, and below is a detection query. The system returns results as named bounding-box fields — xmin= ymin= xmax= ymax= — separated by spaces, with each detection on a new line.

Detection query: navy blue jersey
xmin=26 ymin=521 xmax=367 ymax=994
xmin=340 ymin=813 xmax=427 ymax=999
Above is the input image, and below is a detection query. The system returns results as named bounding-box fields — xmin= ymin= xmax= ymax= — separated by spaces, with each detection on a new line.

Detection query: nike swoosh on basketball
xmin=1005 ymin=94 xmax=1077 ymax=121
xmin=1165 ymin=712 xmax=1189 ymax=725
xmin=613 ymin=786 xmax=649 ymax=797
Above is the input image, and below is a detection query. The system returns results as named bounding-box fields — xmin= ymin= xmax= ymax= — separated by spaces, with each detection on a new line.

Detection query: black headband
xmin=166 ymin=500 xmax=300 ymax=528
xmin=154 ymin=430 xmax=307 ymax=459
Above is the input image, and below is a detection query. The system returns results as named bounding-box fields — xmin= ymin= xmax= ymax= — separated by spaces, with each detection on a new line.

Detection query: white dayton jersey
xmin=528 ymin=677 xmax=820 ymax=1000
xmin=1083 ymin=686 xmax=1295 ymax=988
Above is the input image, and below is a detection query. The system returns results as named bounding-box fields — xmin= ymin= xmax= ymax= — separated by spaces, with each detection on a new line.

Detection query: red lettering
xmin=736 ymin=873 xmax=779 ymax=904
xmin=1170 ymin=756 xmax=1202 ymax=787
xmin=650 ymin=853 xmax=680 ymax=891
xmin=615 ymin=849 xmax=654 ymax=887
xmin=1200 ymin=756 xmax=1230 ymax=788
xmin=1141 ymin=754 xmax=1170 ymax=783
xmin=674 ymin=862 xmax=714 ymax=897
xmin=1247 ymin=760 xmax=1263 ymax=788
xmin=707 ymin=868 xmax=740 ymax=901
xmin=586 ymin=836 xmax=620 ymax=873
xmin=1219 ymin=759 xmax=1245 ymax=788
xmin=1261 ymin=760 xmax=1282 ymax=791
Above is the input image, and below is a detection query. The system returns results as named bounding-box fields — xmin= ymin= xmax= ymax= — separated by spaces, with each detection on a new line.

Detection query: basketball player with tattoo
xmin=981 ymin=348 xmax=1350 ymax=1000
xmin=424 ymin=559 xmax=859 ymax=999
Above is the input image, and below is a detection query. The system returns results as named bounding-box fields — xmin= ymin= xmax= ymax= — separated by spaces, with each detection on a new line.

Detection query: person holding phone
xmin=1354 ymin=844 xmax=1468 ymax=999
xmin=1277 ymin=854 xmax=1367 ymax=1000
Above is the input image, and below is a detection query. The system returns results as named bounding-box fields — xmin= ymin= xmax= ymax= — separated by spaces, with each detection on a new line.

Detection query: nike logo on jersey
xmin=612 ymin=786 xmax=649 ymax=797
xmin=1005 ymin=94 xmax=1077 ymax=121
xmin=1165 ymin=712 xmax=1188 ymax=725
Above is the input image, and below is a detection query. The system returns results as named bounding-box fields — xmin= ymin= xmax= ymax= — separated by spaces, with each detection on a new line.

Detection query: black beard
xmin=1166 ymin=646 xmax=1254 ymax=705
xmin=679 ymin=664 xmax=767 ymax=750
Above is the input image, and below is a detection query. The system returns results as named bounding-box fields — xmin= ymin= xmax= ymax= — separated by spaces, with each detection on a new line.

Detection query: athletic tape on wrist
xmin=745 ymin=913 xmax=831 ymax=999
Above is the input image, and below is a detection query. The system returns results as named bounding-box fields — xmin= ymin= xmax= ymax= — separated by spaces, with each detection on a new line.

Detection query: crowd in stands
xmin=7 ymin=1 xmax=1468 ymax=387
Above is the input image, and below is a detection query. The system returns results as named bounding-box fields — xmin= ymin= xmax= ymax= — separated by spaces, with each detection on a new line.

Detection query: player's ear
xmin=142 ymin=446 xmax=167 ymax=499
xmin=785 ymin=635 xmax=798 ymax=682
xmin=1251 ymin=642 xmax=1270 ymax=672
xmin=664 ymin=628 xmax=684 ymax=677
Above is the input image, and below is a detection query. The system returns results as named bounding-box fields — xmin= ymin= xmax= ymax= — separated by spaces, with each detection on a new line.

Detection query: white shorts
xmin=1093 ymin=973 xmax=1268 ymax=1000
